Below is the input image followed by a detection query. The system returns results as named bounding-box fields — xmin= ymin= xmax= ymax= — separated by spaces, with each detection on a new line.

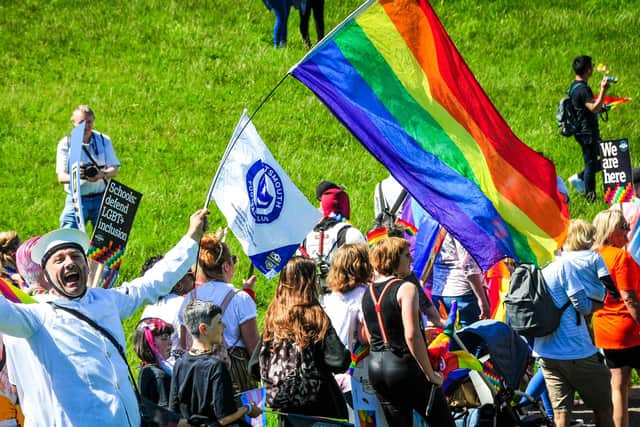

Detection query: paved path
xmin=573 ymin=386 xmax=640 ymax=426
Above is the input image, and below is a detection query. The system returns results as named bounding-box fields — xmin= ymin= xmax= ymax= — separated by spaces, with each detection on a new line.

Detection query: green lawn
xmin=1 ymin=0 xmax=638 ymax=371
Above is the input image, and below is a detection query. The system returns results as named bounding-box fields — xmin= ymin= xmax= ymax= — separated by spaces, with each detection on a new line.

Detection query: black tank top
xmin=361 ymin=277 xmax=410 ymax=354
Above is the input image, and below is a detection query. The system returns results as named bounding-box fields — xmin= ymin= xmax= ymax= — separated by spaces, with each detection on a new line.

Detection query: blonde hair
xmin=198 ymin=233 xmax=231 ymax=279
xmin=369 ymin=237 xmax=409 ymax=276
xmin=593 ymin=209 xmax=625 ymax=248
xmin=262 ymin=257 xmax=331 ymax=349
xmin=563 ymin=219 xmax=596 ymax=251
xmin=326 ymin=243 xmax=372 ymax=293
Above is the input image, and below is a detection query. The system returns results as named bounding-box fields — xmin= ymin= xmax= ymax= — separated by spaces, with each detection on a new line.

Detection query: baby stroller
xmin=444 ymin=320 xmax=550 ymax=427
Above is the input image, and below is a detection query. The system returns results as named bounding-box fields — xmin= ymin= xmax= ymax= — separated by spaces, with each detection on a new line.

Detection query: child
xmin=169 ymin=300 xmax=261 ymax=426
xmin=134 ymin=318 xmax=175 ymax=409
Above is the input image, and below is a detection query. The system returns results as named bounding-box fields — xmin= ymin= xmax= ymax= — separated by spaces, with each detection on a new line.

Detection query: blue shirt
xmin=534 ymin=250 xmax=608 ymax=360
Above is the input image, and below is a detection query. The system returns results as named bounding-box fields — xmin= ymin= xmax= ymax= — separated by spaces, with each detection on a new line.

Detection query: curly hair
xmin=198 ymin=234 xmax=232 ymax=279
xmin=262 ymin=257 xmax=331 ymax=349
xmin=326 ymin=243 xmax=372 ymax=293
xmin=369 ymin=237 xmax=409 ymax=276
xmin=0 ymin=231 xmax=20 ymax=276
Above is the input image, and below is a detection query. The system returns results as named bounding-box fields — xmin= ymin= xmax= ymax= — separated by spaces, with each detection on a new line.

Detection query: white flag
xmin=209 ymin=111 xmax=321 ymax=278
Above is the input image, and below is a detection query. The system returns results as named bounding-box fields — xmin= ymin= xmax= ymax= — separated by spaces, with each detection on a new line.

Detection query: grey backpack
xmin=504 ymin=264 xmax=570 ymax=337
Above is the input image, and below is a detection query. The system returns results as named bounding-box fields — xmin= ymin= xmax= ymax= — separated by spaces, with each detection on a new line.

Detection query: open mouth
xmin=63 ymin=271 xmax=80 ymax=285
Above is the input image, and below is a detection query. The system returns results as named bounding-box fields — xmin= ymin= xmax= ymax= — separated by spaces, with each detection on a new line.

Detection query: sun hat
xmin=31 ymin=228 xmax=90 ymax=267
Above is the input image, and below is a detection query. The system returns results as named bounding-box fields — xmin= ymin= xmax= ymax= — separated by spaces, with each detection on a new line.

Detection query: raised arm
xmin=0 ymin=297 xmax=44 ymax=339
xmin=398 ymin=281 xmax=442 ymax=386
xmin=113 ymin=209 xmax=209 ymax=318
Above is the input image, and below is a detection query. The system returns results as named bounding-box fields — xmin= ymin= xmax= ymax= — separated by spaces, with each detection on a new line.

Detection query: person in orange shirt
xmin=593 ymin=209 xmax=640 ymax=427
xmin=0 ymin=336 xmax=24 ymax=427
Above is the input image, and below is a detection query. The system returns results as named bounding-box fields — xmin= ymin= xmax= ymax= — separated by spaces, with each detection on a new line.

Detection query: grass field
xmin=1 ymin=0 xmax=638 ymax=373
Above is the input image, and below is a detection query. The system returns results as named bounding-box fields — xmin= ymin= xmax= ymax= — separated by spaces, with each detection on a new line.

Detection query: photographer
xmin=56 ymin=105 xmax=120 ymax=229
xmin=566 ymin=55 xmax=611 ymax=202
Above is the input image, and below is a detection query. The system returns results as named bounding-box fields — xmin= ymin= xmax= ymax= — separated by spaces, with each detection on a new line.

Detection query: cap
xmin=31 ymin=228 xmax=90 ymax=267
xmin=315 ymin=181 xmax=344 ymax=201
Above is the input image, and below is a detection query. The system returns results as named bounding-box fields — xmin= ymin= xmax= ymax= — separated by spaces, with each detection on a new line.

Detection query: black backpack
xmin=504 ymin=264 xmax=571 ymax=337
xmin=556 ymin=81 xmax=585 ymax=137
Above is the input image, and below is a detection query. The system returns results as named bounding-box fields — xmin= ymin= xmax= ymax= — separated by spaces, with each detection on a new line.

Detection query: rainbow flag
xmin=396 ymin=218 xmax=418 ymax=235
xmin=290 ymin=0 xmax=569 ymax=270
xmin=597 ymin=94 xmax=631 ymax=111
xmin=366 ymin=226 xmax=388 ymax=246
xmin=0 ymin=277 xmax=36 ymax=304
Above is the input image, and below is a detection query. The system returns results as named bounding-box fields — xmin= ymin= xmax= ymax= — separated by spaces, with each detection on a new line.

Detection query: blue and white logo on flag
xmin=210 ymin=111 xmax=321 ymax=278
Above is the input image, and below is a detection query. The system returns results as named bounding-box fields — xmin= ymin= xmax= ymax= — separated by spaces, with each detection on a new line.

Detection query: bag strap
xmin=47 ymin=302 xmax=141 ymax=396
xmin=219 ymin=288 xmax=237 ymax=313
xmin=368 ymin=278 xmax=404 ymax=345
xmin=389 ymin=189 xmax=408 ymax=217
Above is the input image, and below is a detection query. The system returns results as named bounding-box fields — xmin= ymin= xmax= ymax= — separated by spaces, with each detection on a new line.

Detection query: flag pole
xmin=288 ymin=0 xmax=376 ymax=74
xmin=204 ymin=73 xmax=290 ymax=209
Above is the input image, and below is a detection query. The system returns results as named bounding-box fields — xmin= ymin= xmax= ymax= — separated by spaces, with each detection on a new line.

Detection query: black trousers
xmin=299 ymin=0 xmax=324 ymax=45
xmin=368 ymin=350 xmax=455 ymax=427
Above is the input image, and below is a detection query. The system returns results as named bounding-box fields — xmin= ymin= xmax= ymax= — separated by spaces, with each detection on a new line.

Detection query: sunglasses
xmin=622 ymin=222 xmax=631 ymax=231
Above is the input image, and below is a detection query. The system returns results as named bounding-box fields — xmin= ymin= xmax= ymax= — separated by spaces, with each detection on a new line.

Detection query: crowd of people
xmin=0 ymin=52 xmax=639 ymax=427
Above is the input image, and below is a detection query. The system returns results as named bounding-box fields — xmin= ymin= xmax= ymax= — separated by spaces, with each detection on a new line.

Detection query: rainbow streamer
xmin=596 ymin=94 xmax=632 ymax=111
xmin=291 ymin=0 xmax=569 ymax=270
xmin=348 ymin=342 xmax=370 ymax=375
xmin=604 ymin=182 xmax=634 ymax=204
xmin=396 ymin=218 xmax=418 ymax=235
xmin=0 ymin=277 xmax=36 ymax=304
xmin=87 ymin=241 xmax=124 ymax=270
xmin=366 ymin=227 xmax=388 ymax=246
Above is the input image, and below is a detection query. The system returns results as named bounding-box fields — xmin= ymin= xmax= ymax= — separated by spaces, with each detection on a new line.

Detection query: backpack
xmin=301 ymin=218 xmax=351 ymax=279
xmin=556 ymin=81 xmax=585 ymax=137
xmin=372 ymin=184 xmax=408 ymax=230
xmin=259 ymin=340 xmax=323 ymax=411
xmin=503 ymin=264 xmax=570 ymax=337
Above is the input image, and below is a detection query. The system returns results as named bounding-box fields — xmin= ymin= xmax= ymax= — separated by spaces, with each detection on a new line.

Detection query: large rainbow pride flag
xmin=290 ymin=0 xmax=569 ymax=269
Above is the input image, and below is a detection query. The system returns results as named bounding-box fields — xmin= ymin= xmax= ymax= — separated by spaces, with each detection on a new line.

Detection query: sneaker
xmin=568 ymin=174 xmax=585 ymax=194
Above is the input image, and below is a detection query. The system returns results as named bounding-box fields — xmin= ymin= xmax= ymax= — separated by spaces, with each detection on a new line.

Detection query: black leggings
xmin=368 ymin=350 xmax=454 ymax=426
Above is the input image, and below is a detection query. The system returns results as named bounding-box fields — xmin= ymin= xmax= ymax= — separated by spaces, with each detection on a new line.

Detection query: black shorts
xmin=603 ymin=345 xmax=640 ymax=370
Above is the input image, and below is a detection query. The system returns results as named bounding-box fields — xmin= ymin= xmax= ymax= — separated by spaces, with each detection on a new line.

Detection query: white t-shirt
xmin=181 ymin=281 xmax=257 ymax=349
xmin=433 ymin=233 xmax=482 ymax=297
xmin=323 ymin=285 xmax=367 ymax=350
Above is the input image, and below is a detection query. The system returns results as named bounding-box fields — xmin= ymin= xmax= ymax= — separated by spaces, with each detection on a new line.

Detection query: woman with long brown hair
xmin=186 ymin=233 xmax=259 ymax=392
xmin=251 ymin=257 xmax=350 ymax=426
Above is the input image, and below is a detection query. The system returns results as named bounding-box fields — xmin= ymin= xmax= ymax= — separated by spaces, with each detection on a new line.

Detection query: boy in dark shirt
xmin=567 ymin=55 xmax=611 ymax=202
xmin=169 ymin=300 xmax=261 ymax=426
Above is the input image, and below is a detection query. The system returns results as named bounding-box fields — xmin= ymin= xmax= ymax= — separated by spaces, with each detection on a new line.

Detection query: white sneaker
xmin=568 ymin=174 xmax=585 ymax=194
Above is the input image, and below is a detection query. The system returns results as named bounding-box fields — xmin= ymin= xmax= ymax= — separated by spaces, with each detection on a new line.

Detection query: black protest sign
xmin=600 ymin=139 xmax=633 ymax=204
xmin=88 ymin=180 xmax=142 ymax=267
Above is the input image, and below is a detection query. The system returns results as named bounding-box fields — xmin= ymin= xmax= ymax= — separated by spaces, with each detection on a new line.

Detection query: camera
xmin=81 ymin=165 xmax=100 ymax=178
xmin=605 ymin=75 xmax=618 ymax=83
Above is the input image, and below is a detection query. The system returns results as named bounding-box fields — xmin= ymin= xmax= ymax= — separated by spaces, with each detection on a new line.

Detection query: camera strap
xmin=81 ymin=144 xmax=101 ymax=168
